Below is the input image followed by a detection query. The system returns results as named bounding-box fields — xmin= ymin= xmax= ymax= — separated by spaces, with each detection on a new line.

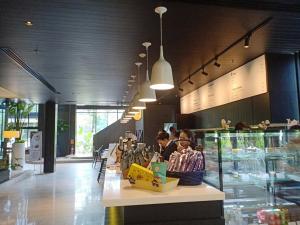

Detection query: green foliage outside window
xmin=7 ymin=100 xmax=35 ymax=143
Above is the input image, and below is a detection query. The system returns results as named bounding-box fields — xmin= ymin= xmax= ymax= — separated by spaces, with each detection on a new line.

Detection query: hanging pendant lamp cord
xmin=137 ymin=65 xmax=140 ymax=93
xmin=160 ymin=14 xmax=163 ymax=46
xmin=146 ymin=47 xmax=149 ymax=77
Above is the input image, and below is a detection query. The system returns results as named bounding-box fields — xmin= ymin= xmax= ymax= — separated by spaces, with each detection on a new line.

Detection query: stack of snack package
xmin=257 ymin=208 xmax=289 ymax=225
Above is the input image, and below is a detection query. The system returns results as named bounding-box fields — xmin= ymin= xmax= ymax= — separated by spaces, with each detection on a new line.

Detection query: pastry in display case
xmin=197 ymin=128 xmax=300 ymax=225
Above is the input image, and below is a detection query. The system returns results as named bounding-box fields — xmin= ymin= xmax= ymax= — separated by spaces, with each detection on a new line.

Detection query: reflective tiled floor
xmin=0 ymin=163 xmax=105 ymax=225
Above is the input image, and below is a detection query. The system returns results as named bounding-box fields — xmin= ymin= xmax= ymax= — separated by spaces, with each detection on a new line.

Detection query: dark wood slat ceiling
xmin=1 ymin=0 xmax=300 ymax=105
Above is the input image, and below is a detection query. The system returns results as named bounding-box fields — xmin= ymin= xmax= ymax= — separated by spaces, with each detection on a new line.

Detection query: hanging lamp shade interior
xmin=124 ymin=114 xmax=134 ymax=118
xmin=127 ymin=107 xmax=138 ymax=115
xmin=150 ymin=6 xmax=174 ymax=90
xmin=132 ymin=94 xmax=146 ymax=110
xmin=139 ymin=77 xmax=157 ymax=102
xmin=128 ymin=110 xmax=139 ymax=114
xmin=139 ymin=42 xmax=157 ymax=102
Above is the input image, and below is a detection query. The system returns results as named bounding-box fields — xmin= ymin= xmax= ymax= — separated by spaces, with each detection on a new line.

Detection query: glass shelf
xmin=201 ymin=129 xmax=300 ymax=224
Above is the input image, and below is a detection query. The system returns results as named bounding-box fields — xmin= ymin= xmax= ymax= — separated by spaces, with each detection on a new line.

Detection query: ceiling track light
xmin=214 ymin=57 xmax=221 ymax=67
xmin=176 ymin=17 xmax=272 ymax=88
xmin=188 ymin=76 xmax=194 ymax=85
xmin=244 ymin=34 xmax=251 ymax=48
xmin=202 ymin=68 xmax=208 ymax=76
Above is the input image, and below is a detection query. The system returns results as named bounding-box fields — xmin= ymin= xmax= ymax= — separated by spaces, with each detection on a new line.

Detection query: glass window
xmin=108 ymin=112 xmax=118 ymax=126
xmin=96 ymin=112 xmax=108 ymax=131
xmin=75 ymin=108 xmax=124 ymax=156
xmin=117 ymin=109 xmax=125 ymax=119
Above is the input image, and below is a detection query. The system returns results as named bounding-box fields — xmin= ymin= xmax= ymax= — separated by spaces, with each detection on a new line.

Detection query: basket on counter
xmin=166 ymin=170 xmax=204 ymax=186
xmin=167 ymin=150 xmax=205 ymax=186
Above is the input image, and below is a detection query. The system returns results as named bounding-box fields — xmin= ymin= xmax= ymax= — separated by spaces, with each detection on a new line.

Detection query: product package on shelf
xmin=257 ymin=208 xmax=289 ymax=225
xmin=167 ymin=147 xmax=205 ymax=185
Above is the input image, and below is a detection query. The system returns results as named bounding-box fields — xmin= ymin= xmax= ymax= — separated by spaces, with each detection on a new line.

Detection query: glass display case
xmin=201 ymin=129 xmax=300 ymax=224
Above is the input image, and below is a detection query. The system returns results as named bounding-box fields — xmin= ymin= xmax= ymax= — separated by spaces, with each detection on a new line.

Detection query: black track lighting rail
xmin=177 ymin=16 xmax=273 ymax=86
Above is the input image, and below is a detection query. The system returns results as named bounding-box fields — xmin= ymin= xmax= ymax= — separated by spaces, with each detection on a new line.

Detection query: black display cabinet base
xmin=0 ymin=169 xmax=9 ymax=184
xmin=105 ymin=201 xmax=224 ymax=225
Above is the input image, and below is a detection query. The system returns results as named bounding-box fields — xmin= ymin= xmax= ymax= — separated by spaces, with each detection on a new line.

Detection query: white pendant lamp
xmin=150 ymin=6 xmax=174 ymax=90
xmin=121 ymin=115 xmax=131 ymax=122
xmin=120 ymin=119 xmax=129 ymax=124
xmin=132 ymin=94 xmax=146 ymax=110
xmin=127 ymin=107 xmax=138 ymax=115
xmin=128 ymin=111 xmax=139 ymax=114
xmin=132 ymin=62 xmax=146 ymax=110
xmin=139 ymin=42 xmax=157 ymax=102
xmin=124 ymin=113 xmax=134 ymax=118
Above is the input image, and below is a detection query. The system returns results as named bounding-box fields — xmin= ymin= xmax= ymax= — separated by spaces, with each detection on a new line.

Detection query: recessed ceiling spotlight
xmin=202 ymin=68 xmax=208 ymax=76
xmin=25 ymin=21 xmax=33 ymax=26
xmin=244 ymin=34 xmax=251 ymax=48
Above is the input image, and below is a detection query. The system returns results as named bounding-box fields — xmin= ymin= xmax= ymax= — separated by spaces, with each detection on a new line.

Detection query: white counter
xmin=102 ymin=166 xmax=225 ymax=207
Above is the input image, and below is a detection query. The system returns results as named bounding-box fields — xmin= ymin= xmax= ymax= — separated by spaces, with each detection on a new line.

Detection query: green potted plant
xmin=7 ymin=100 xmax=34 ymax=169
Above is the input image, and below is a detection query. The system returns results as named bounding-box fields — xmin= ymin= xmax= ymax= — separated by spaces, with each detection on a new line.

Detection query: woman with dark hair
xmin=177 ymin=129 xmax=196 ymax=152
xmin=156 ymin=131 xmax=177 ymax=161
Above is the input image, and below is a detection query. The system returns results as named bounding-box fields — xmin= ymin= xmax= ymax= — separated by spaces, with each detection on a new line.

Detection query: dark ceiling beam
xmin=0 ymin=47 xmax=60 ymax=95
xmin=161 ymin=0 xmax=300 ymax=13
xmin=76 ymin=105 xmax=126 ymax=110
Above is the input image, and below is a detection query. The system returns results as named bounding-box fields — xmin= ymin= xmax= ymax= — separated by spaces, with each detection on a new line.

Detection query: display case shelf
xmin=199 ymin=129 xmax=300 ymax=224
